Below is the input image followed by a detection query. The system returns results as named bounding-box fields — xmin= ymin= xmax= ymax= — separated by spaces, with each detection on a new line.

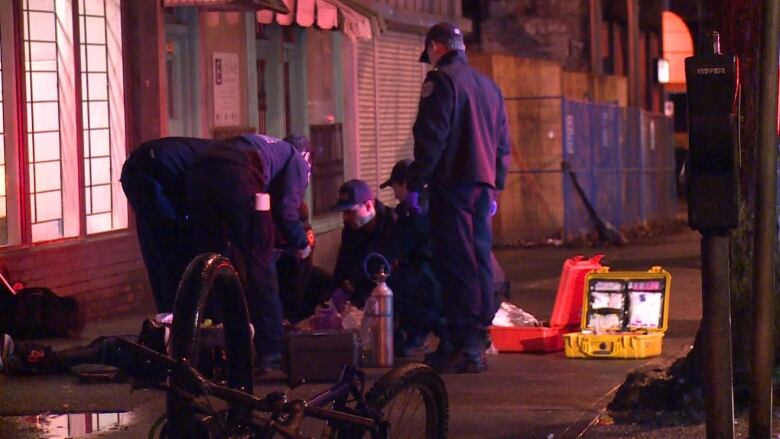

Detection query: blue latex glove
xmin=490 ymin=200 xmax=498 ymax=217
xmin=404 ymin=191 xmax=422 ymax=214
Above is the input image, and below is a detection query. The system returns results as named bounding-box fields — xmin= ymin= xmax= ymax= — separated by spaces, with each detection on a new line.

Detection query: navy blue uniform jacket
xmin=408 ymin=51 xmax=511 ymax=191
xmin=235 ymin=134 xmax=310 ymax=251
xmin=120 ymin=137 xmax=216 ymax=221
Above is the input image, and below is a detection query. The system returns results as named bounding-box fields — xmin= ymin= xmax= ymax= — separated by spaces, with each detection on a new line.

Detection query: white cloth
xmin=491 ymin=302 xmax=541 ymax=327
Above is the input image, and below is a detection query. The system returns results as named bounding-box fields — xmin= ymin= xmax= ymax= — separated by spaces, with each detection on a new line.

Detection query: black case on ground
xmin=282 ymin=329 xmax=361 ymax=385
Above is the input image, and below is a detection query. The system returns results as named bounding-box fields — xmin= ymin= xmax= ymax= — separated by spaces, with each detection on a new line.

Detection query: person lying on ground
xmin=0 ymin=316 xmax=239 ymax=382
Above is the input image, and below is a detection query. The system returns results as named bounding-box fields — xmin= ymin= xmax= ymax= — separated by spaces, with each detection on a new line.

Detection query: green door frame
xmin=164 ymin=8 xmax=201 ymax=137
xmin=253 ymin=25 xmax=308 ymax=139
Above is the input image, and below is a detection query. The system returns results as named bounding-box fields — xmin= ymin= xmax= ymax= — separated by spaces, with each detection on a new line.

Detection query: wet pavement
xmin=0 ymin=230 xmax=702 ymax=438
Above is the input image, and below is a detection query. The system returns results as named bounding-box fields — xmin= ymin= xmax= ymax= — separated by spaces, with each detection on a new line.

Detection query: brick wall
xmin=1 ymin=226 xmax=345 ymax=322
xmin=1 ymin=232 xmax=151 ymax=320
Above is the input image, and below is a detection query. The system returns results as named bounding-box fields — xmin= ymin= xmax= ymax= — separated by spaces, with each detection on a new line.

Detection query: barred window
xmin=1 ymin=0 xmax=127 ymax=246
xmin=79 ymin=0 xmax=126 ymax=234
xmin=24 ymin=0 xmax=67 ymax=242
xmin=310 ymin=123 xmax=344 ymax=216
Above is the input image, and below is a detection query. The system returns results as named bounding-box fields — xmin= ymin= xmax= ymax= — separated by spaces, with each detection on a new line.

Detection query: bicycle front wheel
xmin=363 ymin=363 xmax=449 ymax=439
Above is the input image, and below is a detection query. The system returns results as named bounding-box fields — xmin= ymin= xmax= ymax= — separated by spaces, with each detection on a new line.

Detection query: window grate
xmin=310 ymin=123 xmax=344 ymax=216
xmin=24 ymin=0 xmax=64 ymax=241
xmin=80 ymin=0 xmax=114 ymax=234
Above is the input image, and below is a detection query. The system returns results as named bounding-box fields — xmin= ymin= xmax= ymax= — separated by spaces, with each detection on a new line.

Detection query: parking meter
xmin=684 ymin=32 xmax=740 ymax=232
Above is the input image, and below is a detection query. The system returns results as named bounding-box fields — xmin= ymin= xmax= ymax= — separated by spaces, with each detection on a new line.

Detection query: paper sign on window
xmin=213 ymin=52 xmax=240 ymax=127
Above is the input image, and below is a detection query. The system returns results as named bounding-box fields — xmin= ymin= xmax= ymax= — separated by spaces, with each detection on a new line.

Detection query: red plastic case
xmin=490 ymin=255 xmax=604 ymax=353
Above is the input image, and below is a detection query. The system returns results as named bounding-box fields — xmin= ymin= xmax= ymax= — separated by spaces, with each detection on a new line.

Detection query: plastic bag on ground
xmin=295 ymin=299 xmax=366 ymax=332
xmin=491 ymin=302 xmax=541 ymax=327
xmin=340 ymin=302 xmax=363 ymax=330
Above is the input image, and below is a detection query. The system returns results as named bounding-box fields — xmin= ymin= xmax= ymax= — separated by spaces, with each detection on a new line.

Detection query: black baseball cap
xmin=419 ymin=22 xmax=466 ymax=64
xmin=380 ymin=159 xmax=413 ymax=189
xmin=283 ymin=133 xmax=311 ymax=154
xmin=332 ymin=179 xmax=373 ymax=211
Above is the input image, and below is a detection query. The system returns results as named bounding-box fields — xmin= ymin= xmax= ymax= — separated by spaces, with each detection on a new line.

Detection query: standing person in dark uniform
xmin=121 ymin=137 xmax=216 ymax=313
xmin=331 ymin=180 xmax=394 ymax=309
xmin=408 ymin=22 xmax=512 ymax=373
xmin=186 ymin=133 xmax=312 ymax=370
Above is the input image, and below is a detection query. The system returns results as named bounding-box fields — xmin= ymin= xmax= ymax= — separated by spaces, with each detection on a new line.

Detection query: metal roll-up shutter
xmin=356 ymin=38 xmax=379 ymax=195
xmin=356 ymin=31 xmax=425 ymax=205
xmin=375 ymin=31 xmax=425 ymax=204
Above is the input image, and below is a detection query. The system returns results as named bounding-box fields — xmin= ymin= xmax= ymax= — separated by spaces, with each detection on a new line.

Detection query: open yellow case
xmin=563 ymin=266 xmax=671 ymax=359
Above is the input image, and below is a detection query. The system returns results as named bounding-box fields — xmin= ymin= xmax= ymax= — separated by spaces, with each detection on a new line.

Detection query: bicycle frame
xmin=116 ymin=253 xmax=390 ymax=439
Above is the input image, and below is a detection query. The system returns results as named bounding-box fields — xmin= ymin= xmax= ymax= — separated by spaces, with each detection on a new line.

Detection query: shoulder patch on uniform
xmin=421 ymin=81 xmax=435 ymax=98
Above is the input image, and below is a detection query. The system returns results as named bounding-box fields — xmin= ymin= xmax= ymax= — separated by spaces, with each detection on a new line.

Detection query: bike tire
xmin=331 ymin=363 xmax=449 ymax=439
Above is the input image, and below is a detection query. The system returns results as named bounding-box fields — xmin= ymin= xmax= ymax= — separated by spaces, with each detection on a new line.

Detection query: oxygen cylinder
xmin=361 ymin=264 xmax=393 ymax=367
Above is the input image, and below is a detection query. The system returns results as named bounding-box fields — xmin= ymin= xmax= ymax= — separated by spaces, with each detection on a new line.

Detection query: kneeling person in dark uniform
xmin=332 ymin=176 xmax=442 ymax=357
xmin=186 ymin=133 xmax=312 ymax=370
xmin=380 ymin=160 xmax=442 ymax=357
xmin=331 ymin=180 xmax=394 ymax=309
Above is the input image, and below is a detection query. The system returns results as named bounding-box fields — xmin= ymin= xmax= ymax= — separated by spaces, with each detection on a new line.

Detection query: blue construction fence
xmin=561 ymin=98 xmax=676 ymax=237
xmin=498 ymin=96 xmax=677 ymax=242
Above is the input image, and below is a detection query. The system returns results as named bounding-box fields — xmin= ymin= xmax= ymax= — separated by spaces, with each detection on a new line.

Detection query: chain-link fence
xmin=497 ymin=96 xmax=676 ymax=243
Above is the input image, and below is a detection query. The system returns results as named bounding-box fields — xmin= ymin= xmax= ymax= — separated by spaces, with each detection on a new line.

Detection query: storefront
xmin=0 ymin=0 xmax=468 ymax=319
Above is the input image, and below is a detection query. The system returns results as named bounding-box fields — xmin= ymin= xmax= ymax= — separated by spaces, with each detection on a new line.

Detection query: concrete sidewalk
xmin=0 ymin=230 xmax=702 ymax=439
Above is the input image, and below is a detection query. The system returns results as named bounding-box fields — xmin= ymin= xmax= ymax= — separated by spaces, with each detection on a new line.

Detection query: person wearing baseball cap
xmin=407 ymin=22 xmax=512 ymax=374
xmin=380 ymin=160 xmax=442 ymax=357
xmin=331 ymin=180 xmax=394 ymax=307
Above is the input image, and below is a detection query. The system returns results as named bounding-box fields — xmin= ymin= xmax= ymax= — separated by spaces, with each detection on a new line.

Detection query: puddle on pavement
xmin=7 ymin=411 xmax=133 ymax=438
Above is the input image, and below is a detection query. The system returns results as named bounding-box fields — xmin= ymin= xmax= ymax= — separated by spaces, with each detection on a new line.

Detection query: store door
xmin=165 ymin=18 xmax=199 ymax=137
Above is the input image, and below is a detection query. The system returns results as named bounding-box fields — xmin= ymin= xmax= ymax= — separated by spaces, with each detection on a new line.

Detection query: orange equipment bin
xmin=490 ymin=255 xmax=604 ymax=353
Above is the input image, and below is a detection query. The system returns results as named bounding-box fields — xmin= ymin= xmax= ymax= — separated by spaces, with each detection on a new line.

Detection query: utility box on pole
xmin=685 ymin=42 xmax=740 ymax=232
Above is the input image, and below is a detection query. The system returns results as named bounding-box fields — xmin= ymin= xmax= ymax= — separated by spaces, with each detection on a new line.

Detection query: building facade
xmin=0 ymin=0 xmax=467 ymax=319
xmin=468 ymin=0 xmax=666 ymax=112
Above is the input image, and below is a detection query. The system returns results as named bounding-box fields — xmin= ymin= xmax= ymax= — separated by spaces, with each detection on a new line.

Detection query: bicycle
xmin=116 ymin=253 xmax=448 ymax=439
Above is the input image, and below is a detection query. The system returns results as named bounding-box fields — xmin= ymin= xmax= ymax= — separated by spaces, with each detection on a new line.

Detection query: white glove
xmin=296 ymin=245 xmax=312 ymax=260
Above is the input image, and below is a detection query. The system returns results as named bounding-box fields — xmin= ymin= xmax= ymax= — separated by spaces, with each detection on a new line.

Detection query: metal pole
xmin=626 ymin=0 xmax=641 ymax=108
xmin=701 ymin=233 xmax=735 ymax=439
xmin=750 ymin=0 xmax=780 ymax=436
xmin=589 ymin=0 xmax=603 ymax=76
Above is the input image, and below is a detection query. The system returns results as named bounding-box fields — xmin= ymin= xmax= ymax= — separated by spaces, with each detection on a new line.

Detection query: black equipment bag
xmin=283 ymin=329 xmax=361 ymax=385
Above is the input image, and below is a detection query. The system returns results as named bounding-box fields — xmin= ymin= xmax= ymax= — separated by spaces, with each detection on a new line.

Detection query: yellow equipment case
xmin=563 ymin=266 xmax=671 ymax=359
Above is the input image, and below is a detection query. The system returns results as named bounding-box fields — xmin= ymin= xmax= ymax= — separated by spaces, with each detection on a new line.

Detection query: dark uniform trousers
xmin=384 ymin=201 xmax=442 ymax=342
xmin=387 ymin=263 xmax=441 ymax=340
xmin=187 ymin=143 xmax=283 ymax=357
xmin=122 ymin=180 xmax=196 ymax=312
xmin=429 ymin=183 xmax=494 ymax=353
